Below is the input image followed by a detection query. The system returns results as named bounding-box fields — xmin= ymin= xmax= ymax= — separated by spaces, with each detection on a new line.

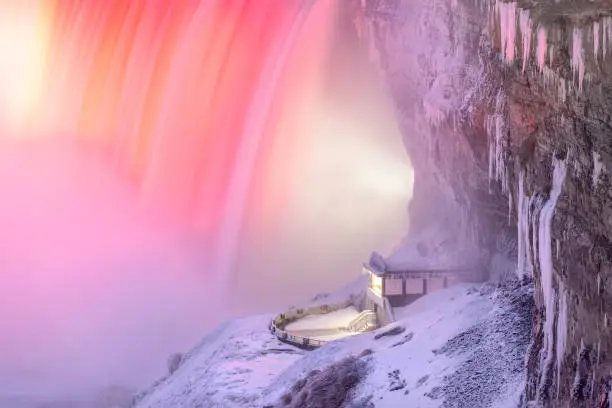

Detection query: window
xmin=384 ymin=276 xmax=403 ymax=295
xmin=370 ymin=273 xmax=382 ymax=297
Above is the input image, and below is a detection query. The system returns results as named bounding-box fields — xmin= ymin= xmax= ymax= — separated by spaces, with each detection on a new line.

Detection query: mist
xmin=0 ymin=138 xmax=226 ymax=402
xmin=228 ymin=1 xmax=413 ymax=314
xmin=0 ymin=1 xmax=413 ymax=405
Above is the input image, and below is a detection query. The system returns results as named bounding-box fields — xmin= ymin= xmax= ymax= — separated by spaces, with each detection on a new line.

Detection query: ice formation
xmin=548 ymin=45 xmax=554 ymax=67
xmin=496 ymin=1 xmax=517 ymax=62
xmin=594 ymin=21 xmax=600 ymax=61
xmin=571 ymin=27 xmax=585 ymax=92
xmin=487 ymin=90 xmax=508 ymax=193
xmin=516 ymin=171 xmax=533 ymax=278
xmin=519 ymin=9 xmax=532 ymax=72
xmin=604 ymin=17 xmax=612 ymax=59
xmin=572 ymin=339 xmax=586 ymax=399
xmin=530 ymin=194 xmax=542 ymax=269
xmin=537 ymin=27 xmax=547 ymax=73
xmin=492 ymin=1 xmax=612 ymax=97
xmin=556 ymin=283 xmax=568 ymax=399
xmin=536 ymin=156 xmax=567 ymax=398
xmin=593 ymin=151 xmax=604 ymax=187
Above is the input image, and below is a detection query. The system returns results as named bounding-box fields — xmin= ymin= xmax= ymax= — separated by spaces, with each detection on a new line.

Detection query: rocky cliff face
xmin=352 ymin=0 xmax=612 ymax=405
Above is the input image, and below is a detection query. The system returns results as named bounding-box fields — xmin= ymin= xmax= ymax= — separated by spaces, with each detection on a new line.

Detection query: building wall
xmin=405 ymin=278 xmax=425 ymax=294
xmin=426 ymin=277 xmax=446 ymax=293
xmin=384 ymin=276 xmax=403 ymax=295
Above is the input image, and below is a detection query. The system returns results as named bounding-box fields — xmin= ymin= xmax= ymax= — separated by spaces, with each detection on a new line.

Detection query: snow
xmin=535 ymin=156 xmax=567 ymax=396
xmin=133 ymin=315 xmax=305 ymax=408
xmin=132 ymin=279 xmax=533 ymax=408
xmin=284 ymin=307 xmax=360 ymax=332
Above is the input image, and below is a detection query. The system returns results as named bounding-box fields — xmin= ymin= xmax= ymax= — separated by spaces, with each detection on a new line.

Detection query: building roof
xmin=365 ymin=247 xmax=482 ymax=277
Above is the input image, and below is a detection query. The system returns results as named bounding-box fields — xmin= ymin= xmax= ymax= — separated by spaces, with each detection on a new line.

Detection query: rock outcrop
xmin=351 ymin=0 xmax=612 ymax=405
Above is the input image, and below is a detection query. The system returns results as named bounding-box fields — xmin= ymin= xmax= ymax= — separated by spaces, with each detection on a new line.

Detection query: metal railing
xmin=269 ymin=322 xmax=329 ymax=349
xmin=269 ymin=300 xmax=360 ymax=349
xmin=347 ymin=310 xmax=378 ymax=333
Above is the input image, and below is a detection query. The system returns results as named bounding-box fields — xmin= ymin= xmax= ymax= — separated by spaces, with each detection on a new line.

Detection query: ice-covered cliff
xmin=353 ymin=0 xmax=612 ymax=405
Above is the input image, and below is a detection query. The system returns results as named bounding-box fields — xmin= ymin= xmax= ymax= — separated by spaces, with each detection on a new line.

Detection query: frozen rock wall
xmin=352 ymin=0 xmax=612 ymax=405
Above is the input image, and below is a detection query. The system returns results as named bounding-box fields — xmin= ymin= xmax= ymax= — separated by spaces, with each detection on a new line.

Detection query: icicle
xmin=517 ymin=171 xmax=533 ymax=278
xmin=548 ymin=44 xmax=554 ymax=67
xmin=539 ymin=156 xmax=567 ymax=309
xmin=572 ymin=340 xmax=585 ymax=398
xmin=536 ymin=156 xmax=567 ymax=396
xmin=590 ymin=341 xmax=601 ymax=398
xmin=605 ymin=18 xmax=609 ymax=59
xmin=604 ymin=17 xmax=612 ymax=59
xmin=488 ymin=116 xmax=495 ymax=186
xmin=530 ymin=195 xmax=541 ymax=268
xmin=537 ymin=27 xmax=547 ymax=73
xmin=497 ymin=1 xmax=518 ymax=62
xmin=519 ymin=9 xmax=532 ymax=72
xmin=487 ymin=91 xmax=508 ymax=193
xmin=594 ymin=21 xmax=600 ymax=61
xmin=571 ymin=26 xmax=585 ymax=92
xmin=558 ymin=79 xmax=567 ymax=103
xmin=556 ymin=283 xmax=568 ymax=399
xmin=495 ymin=91 xmax=506 ymax=191
xmin=593 ymin=151 xmax=604 ymax=187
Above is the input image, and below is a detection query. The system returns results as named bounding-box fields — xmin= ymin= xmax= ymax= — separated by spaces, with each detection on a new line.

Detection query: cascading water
xmin=0 ymin=0 xmax=414 ymax=402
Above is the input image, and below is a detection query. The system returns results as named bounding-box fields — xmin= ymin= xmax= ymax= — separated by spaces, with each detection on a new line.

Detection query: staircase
xmin=347 ymin=310 xmax=378 ymax=333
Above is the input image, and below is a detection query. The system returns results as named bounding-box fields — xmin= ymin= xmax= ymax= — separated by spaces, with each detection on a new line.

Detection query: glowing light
xmin=0 ymin=0 xmax=414 ymax=307
xmin=0 ymin=1 xmax=51 ymax=135
xmin=370 ymin=273 xmax=383 ymax=297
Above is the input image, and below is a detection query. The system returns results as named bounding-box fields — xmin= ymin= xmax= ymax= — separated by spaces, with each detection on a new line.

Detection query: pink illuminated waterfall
xmin=0 ymin=0 xmax=414 ymax=395
xmin=0 ymin=0 xmax=339 ymax=279
xmin=0 ymin=0 xmax=414 ymax=303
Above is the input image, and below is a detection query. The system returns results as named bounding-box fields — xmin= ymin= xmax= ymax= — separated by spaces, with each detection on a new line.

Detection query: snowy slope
xmin=133 ymin=280 xmax=532 ymax=408
xmin=132 ymin=316 xmax=304 ymax=408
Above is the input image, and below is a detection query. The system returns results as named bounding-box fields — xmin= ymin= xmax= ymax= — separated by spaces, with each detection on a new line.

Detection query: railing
xmin=347 ymin=310 xmax=378 ymax=333
xmin=269 ymin=322 xmax=329 ymax=349
xmin=285 ymin=327 xmax=345 ymax=337
xmin=269 ymin=300 xmax=372 ymax=350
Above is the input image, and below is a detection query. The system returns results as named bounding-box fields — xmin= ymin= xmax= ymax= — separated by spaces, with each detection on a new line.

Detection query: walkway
xmin=270 ymin=302 xmax=378 ymax=349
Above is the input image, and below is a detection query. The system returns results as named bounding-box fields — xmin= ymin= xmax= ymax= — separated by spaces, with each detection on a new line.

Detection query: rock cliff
xmin=351 ymin=0 xmax=612 ymax=405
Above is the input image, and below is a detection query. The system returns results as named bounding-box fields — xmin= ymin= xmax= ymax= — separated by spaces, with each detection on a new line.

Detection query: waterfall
xmin=0 ymin=1 xmax=327 ymax=281
xmin=0 ymin=2 xmax=414 ymax=397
